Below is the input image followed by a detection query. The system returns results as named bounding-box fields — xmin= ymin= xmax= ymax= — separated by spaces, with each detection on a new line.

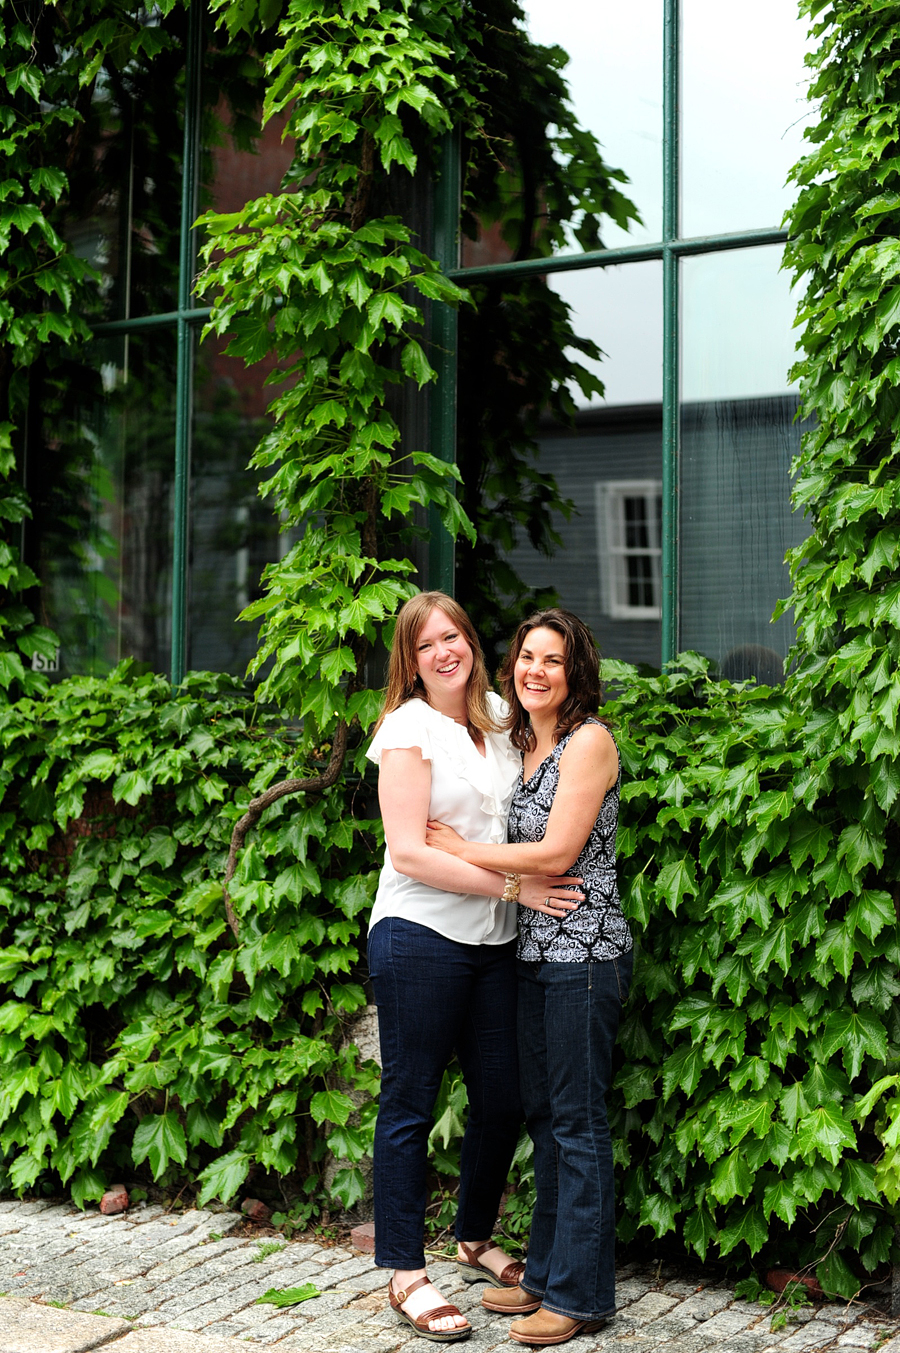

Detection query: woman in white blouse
xmin=366 ymin=592 xmax=581 ymax=1344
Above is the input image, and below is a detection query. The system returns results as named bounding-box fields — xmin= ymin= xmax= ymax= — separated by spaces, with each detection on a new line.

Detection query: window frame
xmin=438 ymin=0 xmax=790 ymax=666
xmin=595 ymin=479 xmax=663 ymax=621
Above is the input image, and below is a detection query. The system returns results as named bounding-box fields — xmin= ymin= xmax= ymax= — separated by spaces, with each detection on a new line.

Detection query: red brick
xmin=350 ymin=1222 xmax=376 ymax=1252
xmin=241 ymin=1197 xmax=273 ymax=1223
xmin=99 ymin=1185 xmax=129 ymax=1216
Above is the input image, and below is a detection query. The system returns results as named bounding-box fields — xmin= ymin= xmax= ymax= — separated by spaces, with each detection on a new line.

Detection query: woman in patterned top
xmin=426 ymin=608 xmax=633 ymax=1348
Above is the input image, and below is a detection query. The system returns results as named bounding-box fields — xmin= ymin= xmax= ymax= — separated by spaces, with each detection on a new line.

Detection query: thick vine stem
xmin=223 ymin=720 xmax=350 ymax=940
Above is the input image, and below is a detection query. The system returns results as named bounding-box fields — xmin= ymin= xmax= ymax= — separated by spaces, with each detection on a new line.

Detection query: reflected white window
xmin=596 ymin=480 xmax=662 ymax=619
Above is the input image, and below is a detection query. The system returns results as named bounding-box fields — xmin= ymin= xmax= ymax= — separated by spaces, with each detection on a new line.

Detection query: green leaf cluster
xmin=598 ymin=655 xmax=900 ymax=1290
xmin=0 ymin=664 xmax=380 ymax=1215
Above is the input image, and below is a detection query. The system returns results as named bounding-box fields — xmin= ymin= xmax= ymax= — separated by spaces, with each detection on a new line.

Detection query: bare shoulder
xmin=563 ymin=721 xmax=616 ymax=755
xmin=557 ymin=722 xmax=618 ymax=783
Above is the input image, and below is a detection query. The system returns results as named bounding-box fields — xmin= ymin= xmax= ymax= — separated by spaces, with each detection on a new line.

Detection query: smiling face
xmin=514 ymin=625 xmax=570 ymax=722
xmin=414 ymin=607 xmax=475 ymax=711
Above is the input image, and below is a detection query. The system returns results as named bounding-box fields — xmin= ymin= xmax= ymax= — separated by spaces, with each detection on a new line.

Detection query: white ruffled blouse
xmin=366 ymin=692 xmax=522 ymax=945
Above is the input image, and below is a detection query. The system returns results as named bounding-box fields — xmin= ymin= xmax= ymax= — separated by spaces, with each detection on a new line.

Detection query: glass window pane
xmin=462 ymin=0 xmax=662 ymax=266
xmin=681 ymin=245 xmax=799 ymax=403
xmin=66 ymin=17 xmax=189 ymax=322
xmin=187 ymin=339 xmax=294 ymax=677
xmin=33 ymin=333 xmax=175 ymax=676
xmin=459 ymin=264 xmax=663 ymax=668
xmin=680 ymin=248 xmax=808 ymax=677
xmin=551 ymin=262 xmax=663 ymax=407
xmin=523 ymin=0 xmax=663 ymax=248
xmin=681 ymin=0 xmax=813 ymax=238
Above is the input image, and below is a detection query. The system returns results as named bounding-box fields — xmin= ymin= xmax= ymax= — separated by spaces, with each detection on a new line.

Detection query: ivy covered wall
xmin=0 ymin=0 xmax=898 ymax=1299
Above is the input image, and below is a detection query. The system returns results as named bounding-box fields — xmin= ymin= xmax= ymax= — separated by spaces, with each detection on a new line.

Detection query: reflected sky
xmin=523 ymin=0 xmax=663 ymax=248
xmin=682 ymin=247 xmax=800 ymax=402
xmin=682 ymin=0 xmax=815 ymax=237
xmin=551 ymin=264 xmax=663 ymax=406
xmin=522 ymin=0 xmax=813 ymax=244
xmin=521 ymin=0 xmax=811 ymax=405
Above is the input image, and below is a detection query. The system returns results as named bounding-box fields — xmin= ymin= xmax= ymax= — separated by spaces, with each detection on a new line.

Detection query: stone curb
xmin=0 ymin=1299 xmax=246 ymax=1353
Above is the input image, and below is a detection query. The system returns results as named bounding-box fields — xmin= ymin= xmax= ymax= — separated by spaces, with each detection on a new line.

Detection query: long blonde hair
xmin=374 ymin=592 xmax=499 ymax=736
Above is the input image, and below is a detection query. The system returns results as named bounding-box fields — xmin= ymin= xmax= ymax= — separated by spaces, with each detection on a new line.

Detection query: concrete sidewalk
xmin=0 ymin=1198 xmax=896 ymax=1353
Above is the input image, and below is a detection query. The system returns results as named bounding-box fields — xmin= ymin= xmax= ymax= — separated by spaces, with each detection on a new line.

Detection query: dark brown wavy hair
xmin=373 ymin=591 xmax=499 ymax=737
xmin=499 ymin=608 xmax=608 ymax=752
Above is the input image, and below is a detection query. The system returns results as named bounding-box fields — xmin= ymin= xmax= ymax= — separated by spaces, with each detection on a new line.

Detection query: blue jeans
xmin=517 ymin=950 xmax=633 ymax=1321
xmin=367 ymin=917 xmax=522 ymax=1270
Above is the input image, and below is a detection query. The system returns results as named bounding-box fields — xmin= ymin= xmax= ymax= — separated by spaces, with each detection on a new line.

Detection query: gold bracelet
xmin=501 ymin=872 xmax=521 ymax=903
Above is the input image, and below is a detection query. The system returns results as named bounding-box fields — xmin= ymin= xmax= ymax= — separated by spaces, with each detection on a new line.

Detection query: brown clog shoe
xmin=481 ymin=1283 xmax=542 ymax=1315
xmin=509 ymin=1308 xmax=609 ymax=1345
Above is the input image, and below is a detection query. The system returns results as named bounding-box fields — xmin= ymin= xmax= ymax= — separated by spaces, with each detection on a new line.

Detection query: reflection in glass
xmin=187 ymin=340 xmax=292 ymax=676
xmin=32 ymin=333 xmax=175 ymax=676
xmin=523 ymin=0 xmax=663 ymax=247
xmin=504 ymin=411 xmax=662 ymax=667
xmin=682 ymin=246 xmax=799 ymax=403
xmin=680 ymin=249 xmax=807 ymax=676
xmin=458 ymin=263 xmax=664 ymax=668
xmin=65 ymin=21 xmax=189 ymax=321
xmin=64 ymin=13 xmax=276 ymax=322
xmin=461 ymin=1 xmax=652 ymax=269
xmin=550 ymin=262 xmax=662 ymax=407
xmin=682 ymin=0 xmax=812 ymax=238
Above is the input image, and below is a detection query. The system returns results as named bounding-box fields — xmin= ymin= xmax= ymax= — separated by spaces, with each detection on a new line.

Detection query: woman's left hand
xmin=426 ymin=820 xmax=467 ymax=856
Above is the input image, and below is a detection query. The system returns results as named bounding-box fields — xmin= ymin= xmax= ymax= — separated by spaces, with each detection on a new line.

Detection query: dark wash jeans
xmin=517 ymin=949 xmax=634 ymax=1321
xmin=367 ymin=917 xmax=522 ymax=1270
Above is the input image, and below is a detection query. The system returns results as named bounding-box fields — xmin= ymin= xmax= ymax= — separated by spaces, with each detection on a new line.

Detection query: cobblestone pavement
xmin=0 ymin=1198 xmax=897 ymax=1353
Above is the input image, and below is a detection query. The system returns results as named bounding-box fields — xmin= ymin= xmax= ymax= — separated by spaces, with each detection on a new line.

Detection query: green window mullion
xmin=170 ymin=0 xmax=203 ymax=685
xmin=661 ymin=0 xmax=680 ymax=667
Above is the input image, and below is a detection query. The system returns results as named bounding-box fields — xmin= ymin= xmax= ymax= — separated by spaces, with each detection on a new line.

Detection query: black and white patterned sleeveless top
xmin=513 ymin=719 xmax=633 ymax=963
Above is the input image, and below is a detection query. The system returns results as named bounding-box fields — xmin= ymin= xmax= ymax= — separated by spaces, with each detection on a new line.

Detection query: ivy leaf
xmin=796 ymin=1105 xmax=857 ymax=1167
xmin=400 ymin=339 xmax=434 ymax=387
xmin=709 ymin=1150 xmax=753 ymax=1205
xmin=638 ymin=1191 xmax=677 ymax=1237
xmin=816 ymin=1250 xmax=860 ymax=1301
xmin=682 ymin=1206 xmax=717 ymax=1262
xmin=70 ymin=1166 xmax=106 ymax=1211
xmin=197 ymin=1149 xmax=251 ymax=1207
xmin=309 ymin=1089 xmax=356 ymax=1127
xmin=837 ymin=822 xmax=884 ymax=876
xmin=661 ymin=1045 xmax=704 ymax=1101
xmin=763 ymin=1177 xmax=800 ymax=1226
xmin=840 ymin=1158 xmax=880 ymax=1206
xmin=131 ymin=1112 xmax=188 ymax=1179
xmin=257 ymin=1284 xmax=320 ymax=1307
xmin=328 ymin=1166 xmax=367 ymax=1210
xmin=717 ymin=1205 xmax=767 ymax=1257
xmin=186 ymin=1104 xmax=224 ymax=1150
xmin=655 ymin=858 xmax=697 ymax=914
xmin=821 ymin=1008 xmax=888 ymax=1080
xmin=847 ymin=889 xmax=895 ymax=943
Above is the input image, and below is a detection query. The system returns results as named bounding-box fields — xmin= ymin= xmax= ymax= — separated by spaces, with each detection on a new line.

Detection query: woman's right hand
xmin=518 ymin=875 xmax=584 ymax=919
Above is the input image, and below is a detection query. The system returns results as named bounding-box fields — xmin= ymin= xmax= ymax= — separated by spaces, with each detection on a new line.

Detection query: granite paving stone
xmin=113 ymin=1331 xmax=246 ymax=1353
xmin=1 ymin=1199 xmax=899 ymax=1351
xmin=619 ymin=1290 xmax=682 ymax=1322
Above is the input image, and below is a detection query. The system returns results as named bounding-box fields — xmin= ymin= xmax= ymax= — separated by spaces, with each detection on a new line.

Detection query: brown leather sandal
xmin=457 ymin=1240 xmax=526 ymax=1288
xmin=388 ymin=1275 xmax=472 ymax=1343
